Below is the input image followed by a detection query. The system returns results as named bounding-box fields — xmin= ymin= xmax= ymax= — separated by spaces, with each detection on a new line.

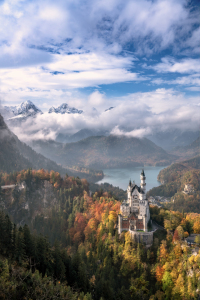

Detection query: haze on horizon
xmin=0 ymin=0 xmax=199 ymax=141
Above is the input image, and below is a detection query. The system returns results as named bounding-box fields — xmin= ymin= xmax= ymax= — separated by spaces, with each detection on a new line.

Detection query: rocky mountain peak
xmin=5 ymin=100 xmax=43 ymax=121
xmin=48 ymin=103 xmax=83 ymax=114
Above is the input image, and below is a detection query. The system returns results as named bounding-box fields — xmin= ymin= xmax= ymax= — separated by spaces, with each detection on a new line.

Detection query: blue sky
xmin=0 ymin=0 xmax=199 ymax=140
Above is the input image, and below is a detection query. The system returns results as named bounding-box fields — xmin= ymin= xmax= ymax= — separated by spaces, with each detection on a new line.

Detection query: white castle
xmin=118 ymin=170 xmax=150 ymax=234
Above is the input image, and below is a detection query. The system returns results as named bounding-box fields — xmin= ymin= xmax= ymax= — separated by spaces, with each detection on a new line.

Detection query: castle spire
xmin=140 ymin=169 xmax=146 ymax=193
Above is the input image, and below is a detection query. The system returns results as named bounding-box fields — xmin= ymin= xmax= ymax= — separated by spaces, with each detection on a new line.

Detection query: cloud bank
xmin=0 ymin=0 xmax=199 ymax=107
xmin=8 ymin=89 xmax=200 ymax=143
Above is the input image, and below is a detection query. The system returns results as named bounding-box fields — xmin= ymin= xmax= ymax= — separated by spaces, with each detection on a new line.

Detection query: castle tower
xmin=127 ymin=179 xmax=132 ymax=204
xmin=140 ymin=169 xmax=146 ymax=194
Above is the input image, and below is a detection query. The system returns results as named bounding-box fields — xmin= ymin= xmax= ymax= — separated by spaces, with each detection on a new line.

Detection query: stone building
xmin=183 ymin=184 xmax=195 ymax=194
xmin=118 ymin=170 xmax=153 ymax=246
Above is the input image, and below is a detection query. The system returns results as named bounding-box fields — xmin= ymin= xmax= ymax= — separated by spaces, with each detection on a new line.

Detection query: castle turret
xmin=140 ymin=169 xmax=146 ymax=194
xmin=127 ymin=180 xmax=132 ymax=203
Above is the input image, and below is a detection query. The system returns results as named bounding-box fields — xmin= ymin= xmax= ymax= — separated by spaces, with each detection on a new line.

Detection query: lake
xmin=97 ymin=166 xmax=167 ymax=191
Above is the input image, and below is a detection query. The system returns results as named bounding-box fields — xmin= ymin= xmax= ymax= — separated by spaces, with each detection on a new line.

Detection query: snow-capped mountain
xmin=5 ymin=100 xmax=43 ymax=121
xmin=48 ymin=103 xmax=83 ymax=114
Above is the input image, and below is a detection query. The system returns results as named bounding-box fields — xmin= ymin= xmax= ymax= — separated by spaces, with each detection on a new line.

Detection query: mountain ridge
xmin=5 ymin=100 xmax=43 ymax=121
xmin=30 ymin=134 xmax=177 ymax=169
xmin=48 ymin=103 xmax=83 ymax=114
xmin=170 ymin=136 xmax=200 ymax=159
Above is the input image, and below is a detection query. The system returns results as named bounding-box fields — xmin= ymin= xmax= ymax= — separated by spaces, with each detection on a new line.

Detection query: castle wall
xmin=129 ymin=231 xmax=153 ymax=246
xmin=136 ymin=219 xmax=143 ymax=230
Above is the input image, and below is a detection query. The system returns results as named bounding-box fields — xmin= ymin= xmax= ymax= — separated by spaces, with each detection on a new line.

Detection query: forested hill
xmin=157 ymin=156 xmax=200 ymax=184
xmin=0 ymin=114 xmax=103 ymax=182
xmin=0 ymin=169 xmax=89 ymax=228
xmin=1 ymin=180 xmax=200 ymax=299
xmin=30 ymin=135 xmax=176 ymax=169
xmin=147 ymin=156 xmax=200 ymax=212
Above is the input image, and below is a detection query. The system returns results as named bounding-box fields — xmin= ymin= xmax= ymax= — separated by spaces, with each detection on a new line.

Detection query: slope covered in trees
xmin=147 ymin=156 xmax=200 ymax=196
xmin=89 ymin=182 xmax=126 ymax=201
xmin=147 ymin=156 xmax=200 ymax=213
xmin=157 ymin=156 xmax=200 ymax=184
xmin=0 ymin=169 xmax=89 ymax=227
xmin=0 ymin=210 xmax=92 ymax=300
xmin=1 ymin=187 xmax=200 ymax=299
xmin=30 ymin=135 xmax=176 ymax=169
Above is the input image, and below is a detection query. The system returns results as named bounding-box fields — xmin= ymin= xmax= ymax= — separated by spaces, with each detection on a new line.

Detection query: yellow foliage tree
xmin=108 ymin=211 xmax=117 ymax=223
xmin=176 ymin=225 xmax=184 ymax=239
xmin=193 ymin=220 xmax=200 ymax=234
xmin=173 ymin=274 xmax=185 ymax=298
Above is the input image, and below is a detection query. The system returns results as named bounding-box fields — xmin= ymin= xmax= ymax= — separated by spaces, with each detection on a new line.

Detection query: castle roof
xmin=141 ymin=169 xmax=145 ymax=176
xmin=131 ymin=184 xmax=145 ymax=194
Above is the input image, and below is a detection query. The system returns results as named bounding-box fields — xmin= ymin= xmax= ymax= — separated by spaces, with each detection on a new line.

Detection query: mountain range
xmin=2 ymin=100 xmax=84 ymax=123
xmin=29 ymin=135 xmax=176 ymax=169
xmin=0 ymin=113 xmax=102 ymax=182
xmin=2 ymin=100 xmax=199 ymax=151
xmin=48 ymin=103 xmax=83 ymax=114
xmin=0 ymin=113 xmax=67 ymax=174
xmin=56 ymin=128 xmax=110 ymax=143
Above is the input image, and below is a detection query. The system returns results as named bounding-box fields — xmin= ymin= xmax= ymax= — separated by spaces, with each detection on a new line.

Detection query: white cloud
xmin=48 ymin=52 xmax=134 ymax=72
xmin=88 ymin=91 xmax=105 ymax=107
xmin=8 ymin=88 xmax=200 ymax=142
xmin=186 ymin=87 xmax=200 ymax=92
xmin=151 ymin=74 xmax=200 ymax=88
xmin=151 ymin=57 xmax=200 ymax=74
xmin=0 ymin=0 xmax=199 ymax=60
xmin=0 ymin=51 xmax=146 ymax=106
xmin=111 ymin=126 xmax=152 ymax=138
xmin=0 ymin=0 xmax=199 ymax=140
xmin=0 ymin=0 xmax=199 ymax=107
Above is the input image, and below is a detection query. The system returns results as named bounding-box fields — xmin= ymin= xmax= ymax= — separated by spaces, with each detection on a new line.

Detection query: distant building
xmin=183 ymin=184 xmax=195 ymax=194
xmin=118 ymin=170 xmax=150 ymax=234
xmin=148 ymin=196 xmax=156 ymax=204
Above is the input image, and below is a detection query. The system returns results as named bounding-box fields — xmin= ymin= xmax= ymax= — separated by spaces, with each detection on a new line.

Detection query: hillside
xmin=0 ymin=169 xmax=89 ymax=227
xmin=0 ymin=114 xmax=32 ymax=172
xmin=1 ymin=170 xmax=200 ymax=299
xmin=157 ymin=156 xmax=200 ymax=184
xmin=147 ymin=156 xmax=200 ymax=212
xmin=171 ymin=135 xmax=200 ymax=158
xmin=30 ymin=135 xmax=176 ymax=169
xmin=0 ymin=113 xmax=70 ymax=174
xmin=0 ymin=114 xmax=103 ymax=181
xmin=147 ymin=129 xmax=199 ymax=151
